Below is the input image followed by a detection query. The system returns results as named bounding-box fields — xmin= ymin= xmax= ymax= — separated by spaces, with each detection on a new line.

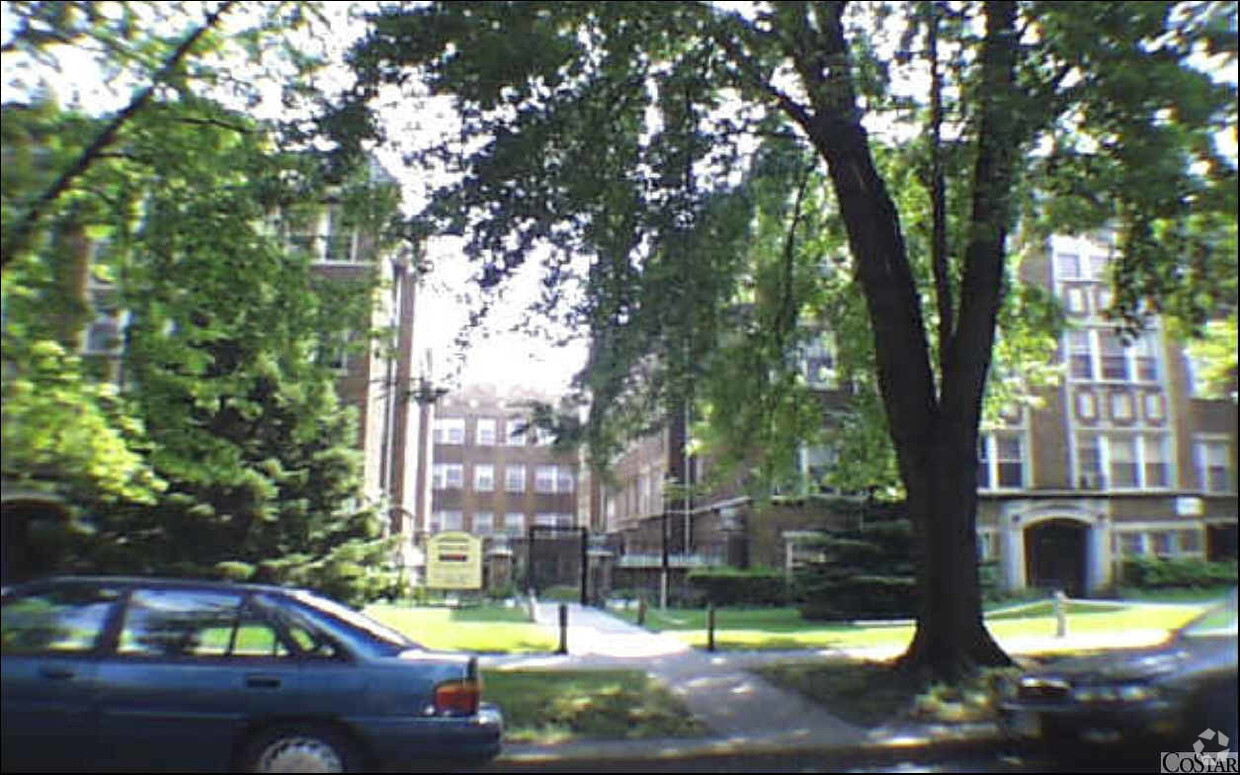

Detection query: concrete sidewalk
xmin=477 ymin=601 xmax=1176 ymax=768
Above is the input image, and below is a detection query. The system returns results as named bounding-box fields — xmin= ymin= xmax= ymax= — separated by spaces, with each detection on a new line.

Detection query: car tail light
xmin=433 ymin=658 xmax=481 ymax=716
xmin=433 ymin=678 xmax=481 ymax=716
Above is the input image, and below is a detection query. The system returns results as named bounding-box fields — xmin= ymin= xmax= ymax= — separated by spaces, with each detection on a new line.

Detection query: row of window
xmin=1065 ymin=329 xmax=1161 ymax=384
xmin=428 ymin=511 xmax=574 ymax=535
xmin=432 ymin=417 xmax=553 ymax=447
xmin=976 ymin=433 xmax=1233 ymax=493
xmin=1061 ymin=282 xmax=1115 ymax=319
xmin=1073 ymin=388 xmax=1166 ymax=426
xmin=1113 ymin=529 xmax=1203 ymax=558
xmin=431 ymin=463 xmax=576 ymax=493
xmin=1053 ymin=240 xmax=1112 ymax=282
xmin=975 ymin=528 xmax=1204 ymax=563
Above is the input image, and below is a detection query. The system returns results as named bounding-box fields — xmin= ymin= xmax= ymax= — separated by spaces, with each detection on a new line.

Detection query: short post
xmin=637 ymin=598 xmax=647 ymax=627
xmin=707 ymin=603 xmax=716 ymax=652
xmin=557 ymin=603 xmax=569 ymax=655
xmin=1054 ymin=589 xmax=1068 ymax=638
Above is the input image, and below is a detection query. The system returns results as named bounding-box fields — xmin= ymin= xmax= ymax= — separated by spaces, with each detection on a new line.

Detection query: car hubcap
xmin=256 ymin=737 xmax=344 ymax=773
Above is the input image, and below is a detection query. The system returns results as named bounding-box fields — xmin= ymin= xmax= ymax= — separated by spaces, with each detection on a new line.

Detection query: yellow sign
xmin=426 ymin=532 xmax=483 ymax=590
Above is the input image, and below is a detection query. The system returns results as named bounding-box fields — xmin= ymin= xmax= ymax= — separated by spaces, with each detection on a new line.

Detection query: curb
xmin=481 ymin=728 xmax=1016 ymax=771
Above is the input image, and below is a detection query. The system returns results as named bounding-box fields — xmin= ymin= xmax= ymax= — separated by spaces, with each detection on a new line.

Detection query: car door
xmin=93 ymin=586 xmax=304 ymax=772
xmin=1 ymin=581 xmax=123 ymax=772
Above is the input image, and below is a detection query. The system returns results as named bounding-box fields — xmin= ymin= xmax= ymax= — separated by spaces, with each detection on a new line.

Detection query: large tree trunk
xmin=785 ymin=1 xmax=1021 ymax=679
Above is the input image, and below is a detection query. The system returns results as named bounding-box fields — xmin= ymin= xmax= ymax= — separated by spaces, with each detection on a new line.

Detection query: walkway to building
xmin=478 ymin=599 xmax=1178 ymax=766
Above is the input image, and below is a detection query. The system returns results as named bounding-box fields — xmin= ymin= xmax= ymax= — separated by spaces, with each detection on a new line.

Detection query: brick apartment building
xmin=415 ymin=384 xmax=583 ymax=589
xmin=2 ymin=156 xmax=426 ymax=581
xmin=594 ymin=232 xmax=1238 ymax=597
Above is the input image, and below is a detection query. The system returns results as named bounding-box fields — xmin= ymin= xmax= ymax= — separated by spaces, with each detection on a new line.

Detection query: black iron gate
xmin=526 ymin=526 xmax=589 ymax=605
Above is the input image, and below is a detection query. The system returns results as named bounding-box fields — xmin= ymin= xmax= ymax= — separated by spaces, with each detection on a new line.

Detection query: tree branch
xmin=928 ymin=1 xmax=954 ymax=379
xmin=1 ymin=1 xmax=237 ymax=271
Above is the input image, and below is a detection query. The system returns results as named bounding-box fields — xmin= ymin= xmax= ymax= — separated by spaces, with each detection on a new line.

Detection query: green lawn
xmin=613 ymin=601 xmax=1208 ymax=651
xmin=481 ymin=669 xmax=709 ymax=744
xmin=364 ymin=603 xmax=557 ymax=653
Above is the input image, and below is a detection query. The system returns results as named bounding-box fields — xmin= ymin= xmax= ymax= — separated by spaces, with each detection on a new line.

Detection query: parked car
xmin=1 ymin=576 xmax=502 ymax=772
xmin=1000 ymin=589 xmax=1238 ymax=748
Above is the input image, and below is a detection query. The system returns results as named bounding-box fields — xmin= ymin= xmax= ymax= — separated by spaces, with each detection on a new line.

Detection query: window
xmin=316 ymin=331 xmax=352 ymax=373
xmin=1087 ymin=252 xmax=1109 ymax=281
xmin=505 ymin=465 xmax=526 ymax=493
xmin=1143 ymin=392 xmax=1166 ymax=422
xmin=324 ymin=204 xmax=359 ymax=263
xmin=995 ymin=434 xmax=1024 ymax=488
xmin=534 ymin=513 xmax=572 ymax=528
xmin=432 ymin=463 xmax=463 ymax=490
xmin=505 ymin=418 xmax=527 ymax=446
xmin=504 ymin=512 xmax=525 ymax=535
xmin=473 ymin=512 xmax=494 ymax=535
xmin=1068 ymin=331 xmax=1093 ymax=380
xmin=433 ymin=417 xmax=466 ymax=445
xmin=1099 ymin=331 xmax=1129 ymax=381
xmin=1109 ymin=436 xmax=1139 ymax=488
xmin=2 ymin=584 xmax=121 ymax=655
xmin=1075 ymin=390 xmax=1098 ymax=421
xmin=556 ymin=466 xmax=576 ymax=494
xmin=1116 ymin=532 xmax=1144 ymax=556
xmin=535 ymin=466 xmax=557 ymax=493
xmin=431 ymin=510 xmax=463 ymax=534
xmin=1143 ymin=436 xmax=1170 ymax=488
xmin=84 ymin=288 xmax=126 ymax=355
xmin=1133 ymin=335 xmax=1160 ymax=382
xmin=1151 ymin=531 xmax=1176 ymax=557
xmin=1109 ymin=391 xmax=1134 ymax=422
xmin=535 ymin=426 xmax=555 ymax=447
xmin=1095 ymin=285 xmax=1114 ymax=314
xmin=1180 ymin=530 xmax=1202 ymax=554
xmin=474 ymin=464 xmax=495 ymax=492
xmin=1076 ymin=435 xmax=1104 ymax=489
xmin=1055 ymin=250 xmax=1081 ymax=280
xmin=476 ymin=418 xmax=497 ymax=446
xmin=801 ymin=335 xmax=837 ymax=388
xmin=117 ymin=589 xmax=246 ymax=658
xmin=1197 ymin=439 xmax=1234 ymax=493
xmin=979 ymin=432 xmax=1025 ymax=490
xmin=1064 ymin=286 xmax=1089 ymax=316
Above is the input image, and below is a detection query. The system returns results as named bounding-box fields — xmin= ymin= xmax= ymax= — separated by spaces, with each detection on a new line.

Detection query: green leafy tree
xmin=349 ymin=1 xmax=1236 ymax=677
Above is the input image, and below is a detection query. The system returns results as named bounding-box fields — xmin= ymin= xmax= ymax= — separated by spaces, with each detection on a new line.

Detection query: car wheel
xmin=242 ymin=725 xmax=360 ymax=773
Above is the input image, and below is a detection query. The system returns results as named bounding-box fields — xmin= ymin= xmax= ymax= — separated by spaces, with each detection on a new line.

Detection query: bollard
xmin=707 ymin=603 xmax=716 ymax=652
xmin=637 ymin=598 xmax=647 ymax=627
xmin=1053 ymin=589 xmax=1068 ymax=638
xmin=557 ymin=603 xmax=569 ymax=655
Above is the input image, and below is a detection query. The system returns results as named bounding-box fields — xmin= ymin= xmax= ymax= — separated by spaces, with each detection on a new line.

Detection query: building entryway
xmin=1025 ymin=518 xmax=1088 ymax=597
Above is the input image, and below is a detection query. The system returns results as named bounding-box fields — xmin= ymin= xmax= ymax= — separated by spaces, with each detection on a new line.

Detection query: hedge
xmin=1121 ymin=557 xmax=1238 ymax=589
xmin=686 ymin=567 xmax=788 ymax=606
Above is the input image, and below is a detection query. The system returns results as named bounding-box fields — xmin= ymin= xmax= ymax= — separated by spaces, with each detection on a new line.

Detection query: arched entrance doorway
xmin=1024 ymin=518 xmax=1088 ymax=597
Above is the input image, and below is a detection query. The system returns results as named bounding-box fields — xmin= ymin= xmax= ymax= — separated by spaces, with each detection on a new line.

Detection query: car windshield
xmin=1176 ymin=592 xmax=1238 ymax=640
xmin=286 ymin=591 xmax=416 ymax=652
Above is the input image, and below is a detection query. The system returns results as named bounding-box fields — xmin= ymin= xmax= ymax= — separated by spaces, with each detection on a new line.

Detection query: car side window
xmin=1 ymin=584 xmax=121 ymax=655
xmin=231 ymin=604 xmax=292 ymax=658
xmin=117 ymin=589 xmax=244 ymax=658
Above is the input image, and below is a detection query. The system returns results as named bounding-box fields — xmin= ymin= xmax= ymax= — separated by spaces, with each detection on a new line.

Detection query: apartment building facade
xmin=419 ymin=385 xmax=582 ymax=585
xmin=593 ymin=233 xmax=1238 ymax=597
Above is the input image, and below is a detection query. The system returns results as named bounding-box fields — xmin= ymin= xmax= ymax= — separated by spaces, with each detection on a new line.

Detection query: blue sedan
xmin=1 ymin=576 xmax=502 ymax=772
